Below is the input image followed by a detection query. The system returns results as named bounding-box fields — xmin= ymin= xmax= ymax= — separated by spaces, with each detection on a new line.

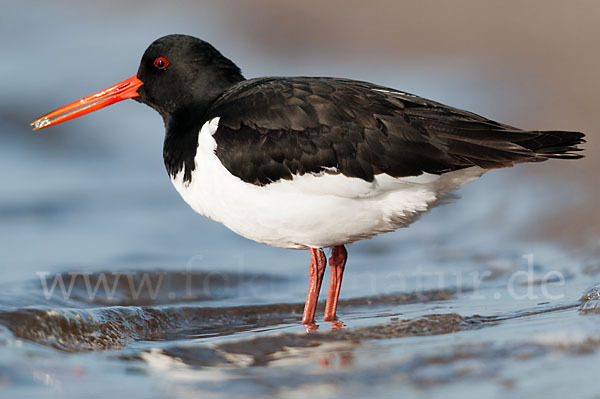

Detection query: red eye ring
xmin=153 ymin=57 xmax=168 ymax=70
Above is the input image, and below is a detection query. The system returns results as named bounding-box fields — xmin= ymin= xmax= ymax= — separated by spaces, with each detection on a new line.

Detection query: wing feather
xmin=206 ymin=77 xmax=584 ymax=186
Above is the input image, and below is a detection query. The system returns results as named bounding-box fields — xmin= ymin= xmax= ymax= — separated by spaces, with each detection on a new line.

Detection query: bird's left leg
xmin=302 ymin=248 xmax=327 ymax=325
xmin=324 ymin=245 xmax=347 ymax=321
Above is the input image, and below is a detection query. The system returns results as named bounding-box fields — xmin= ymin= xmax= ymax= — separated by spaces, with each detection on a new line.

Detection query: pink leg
xmin=302 ymin=248 xmax=327 ymax=325
xmin=324 ymin=245 xmax=347 ymax=322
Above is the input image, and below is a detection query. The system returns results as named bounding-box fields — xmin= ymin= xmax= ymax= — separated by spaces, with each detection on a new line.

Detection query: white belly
xmin=170 ymin=117 xmax=485 ymax=249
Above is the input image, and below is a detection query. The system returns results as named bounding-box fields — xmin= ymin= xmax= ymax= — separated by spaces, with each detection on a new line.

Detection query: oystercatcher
xmin=32 ymin=34 xmax=585 ymax=326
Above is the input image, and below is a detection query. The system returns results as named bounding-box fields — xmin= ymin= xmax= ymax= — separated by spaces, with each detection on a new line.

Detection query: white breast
xmin=170 ymin=117 xmax=485 ymax=249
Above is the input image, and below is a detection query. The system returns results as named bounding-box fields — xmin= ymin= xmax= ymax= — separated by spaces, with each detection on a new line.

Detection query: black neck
xmin=162 ymin=74 xmax=243 ymax=182
xmin=163 ymin=104 xmax=209 ymax=183
xmin=161 ymin=63 xmax=245 ymax=183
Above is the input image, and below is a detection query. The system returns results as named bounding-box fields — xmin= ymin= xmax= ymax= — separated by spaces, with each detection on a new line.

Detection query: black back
xmin=205 ymin=77 xmax=584 ymax=186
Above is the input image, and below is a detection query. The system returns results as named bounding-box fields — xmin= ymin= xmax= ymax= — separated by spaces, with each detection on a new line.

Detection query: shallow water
xmin=2 ymin=1 xmax=600 ymax=398
xmin=2 ymin=250 xmax=600 ymax=398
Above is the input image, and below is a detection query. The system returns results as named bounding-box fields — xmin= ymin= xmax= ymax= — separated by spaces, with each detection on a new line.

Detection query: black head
xmin=135 ymin=34 xmax=245 ymax=121
xmin=31 ymin=34 xmax=244 ymax=132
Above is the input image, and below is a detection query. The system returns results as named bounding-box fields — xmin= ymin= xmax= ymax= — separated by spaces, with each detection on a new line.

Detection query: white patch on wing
xmin=322 ymin=166 xmax=339 ymax=173
xmin=206 ymin=116 xmax=220 ymax=135
xmin=170 ymin=118 xmax=485 ymax=249
xmin=371 ymin=87 xmax=417 ymax=98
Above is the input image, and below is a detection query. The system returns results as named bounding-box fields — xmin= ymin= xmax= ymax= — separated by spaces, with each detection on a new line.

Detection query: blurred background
xmin=0 ymin=1 xmax=599 ymax=397
xmin=2 ymin=1 xmax=597 ymax=279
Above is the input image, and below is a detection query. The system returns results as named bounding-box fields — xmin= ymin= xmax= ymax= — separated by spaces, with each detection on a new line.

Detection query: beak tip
xmin=31 ymin=118 xmax=51 ymax=130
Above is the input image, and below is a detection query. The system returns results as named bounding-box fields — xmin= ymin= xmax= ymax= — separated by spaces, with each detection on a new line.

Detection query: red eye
xmin=153 ymin=57 xmax=168 ymax=70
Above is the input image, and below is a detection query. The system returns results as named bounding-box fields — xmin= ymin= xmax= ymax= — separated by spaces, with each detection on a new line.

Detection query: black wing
xmin=206 ymin=77 xmax=584 ymax=186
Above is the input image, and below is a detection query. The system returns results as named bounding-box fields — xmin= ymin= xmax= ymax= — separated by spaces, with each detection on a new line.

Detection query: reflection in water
xmin=319 ymin=350 xmax=353 ymax=369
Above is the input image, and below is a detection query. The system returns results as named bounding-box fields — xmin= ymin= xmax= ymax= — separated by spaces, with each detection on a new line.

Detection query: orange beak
xmin=31 ymin=75 xmax=143 ymax=130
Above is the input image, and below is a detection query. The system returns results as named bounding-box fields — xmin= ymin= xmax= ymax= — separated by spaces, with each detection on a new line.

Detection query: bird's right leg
xmin=324 ymin=245 xmax=347 ymax=322
xmin=302 ymin=248 xmax=327 ymax=325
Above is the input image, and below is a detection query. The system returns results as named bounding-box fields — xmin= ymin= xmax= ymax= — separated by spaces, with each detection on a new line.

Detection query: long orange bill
xmin=31 ymin=75 xmax=143 ymax=131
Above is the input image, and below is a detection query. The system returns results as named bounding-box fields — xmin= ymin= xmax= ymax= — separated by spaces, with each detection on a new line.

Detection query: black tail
xmin=514 ymin=130 xmax=585 ymax=161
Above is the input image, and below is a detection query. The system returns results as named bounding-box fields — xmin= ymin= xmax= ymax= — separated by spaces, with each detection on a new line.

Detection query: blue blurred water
xmin=0 ymin=2 xmax=598 ymax=398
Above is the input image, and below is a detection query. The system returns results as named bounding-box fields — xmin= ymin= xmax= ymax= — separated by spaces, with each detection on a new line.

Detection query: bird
xmin=31 ymin=34 xmax=585 ymax=326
